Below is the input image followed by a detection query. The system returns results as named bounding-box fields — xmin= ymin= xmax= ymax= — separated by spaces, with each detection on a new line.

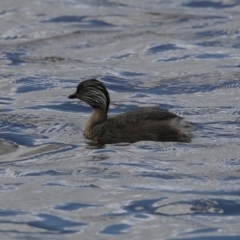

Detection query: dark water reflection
xmin=0 ymin=0 xmax=240 ymax=239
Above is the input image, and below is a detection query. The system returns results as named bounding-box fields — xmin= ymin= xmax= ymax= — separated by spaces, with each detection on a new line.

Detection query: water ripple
xmin=27 ymin=213 xmax=87 ymax=233
xmin=182 ymin=1 xmax=237 ymax=8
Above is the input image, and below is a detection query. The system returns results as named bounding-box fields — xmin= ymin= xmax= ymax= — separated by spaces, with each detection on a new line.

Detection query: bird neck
xmin=85 ymin=108 xmax=107 ymax=132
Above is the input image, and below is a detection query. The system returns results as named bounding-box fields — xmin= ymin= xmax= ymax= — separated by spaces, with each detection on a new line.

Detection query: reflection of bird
xmin=68 ymin=79 xmax=193 ymax=144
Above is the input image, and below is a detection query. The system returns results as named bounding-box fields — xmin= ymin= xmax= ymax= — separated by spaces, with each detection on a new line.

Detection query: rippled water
xmin=1 ymin=0 xmax=240 ymax=239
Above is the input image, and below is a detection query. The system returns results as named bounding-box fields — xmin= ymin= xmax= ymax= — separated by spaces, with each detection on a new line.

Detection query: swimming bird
xmin=68 ymin=79 xmax=192 ymax=144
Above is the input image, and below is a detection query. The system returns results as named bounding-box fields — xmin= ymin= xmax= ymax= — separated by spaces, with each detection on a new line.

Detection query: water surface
xmin=0 ymin=0 xmax=240 ymax=239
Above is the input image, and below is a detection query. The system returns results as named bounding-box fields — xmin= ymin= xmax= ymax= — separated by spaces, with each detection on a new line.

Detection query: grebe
xmin=68 ymin=79 xmax=192 ymax=144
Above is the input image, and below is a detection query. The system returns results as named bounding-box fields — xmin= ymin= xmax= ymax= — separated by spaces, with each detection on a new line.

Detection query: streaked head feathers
xmin=68 ymin=79 xmax=110 ymax=111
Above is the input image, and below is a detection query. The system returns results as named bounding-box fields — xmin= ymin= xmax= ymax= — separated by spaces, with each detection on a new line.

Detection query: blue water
xmin=1 ymin=0 xmax=240 ymax=239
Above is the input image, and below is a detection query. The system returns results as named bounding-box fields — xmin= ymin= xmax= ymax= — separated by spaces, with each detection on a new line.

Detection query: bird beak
xmin=68 ymin=93 xmax=78 ymax=99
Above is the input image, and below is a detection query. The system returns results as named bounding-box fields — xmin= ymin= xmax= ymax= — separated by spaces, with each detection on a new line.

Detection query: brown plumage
xmin=68 ymin=79 xmax=193 ymax=144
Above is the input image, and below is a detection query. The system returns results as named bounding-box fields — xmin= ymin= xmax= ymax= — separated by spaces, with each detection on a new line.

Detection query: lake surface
xmin=1 ymin=0 xmax=240 ymax=239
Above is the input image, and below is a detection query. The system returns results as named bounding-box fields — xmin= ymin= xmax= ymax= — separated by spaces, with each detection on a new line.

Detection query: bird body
xmin=68 ymin=79 xmax=192 ymax=144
